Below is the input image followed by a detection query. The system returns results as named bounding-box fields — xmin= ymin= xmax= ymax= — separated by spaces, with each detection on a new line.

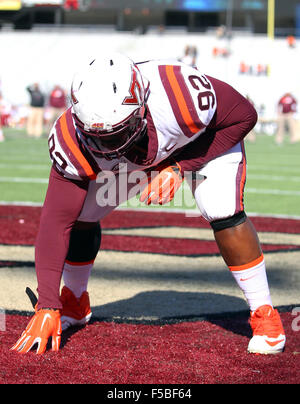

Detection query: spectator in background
xmin=0 ymin=94 xmax=12 ymax=127
xmin=215 ymin=25 xmax=226 ymax=39
xmin=0 ymin=93 xmax=4 ymax=142
xmin=11 ymin=104 xmax=28 ymax=129
xmin=47 ymin=84 xmax=67 ymax=130
xmin=276 ymin=92 xmax=299 ymax=145
xmin=287 ymin=35 xmax=296 ymax=49
xmin=64 ymin=0 xmax=79 ymax=10
xmin=179 ymin=45 xmax=197 ymax=67
xmin=191 ymin=46 xmax=198 ymax=66
xmin=26 ymin=82 xmax=45 ymax=138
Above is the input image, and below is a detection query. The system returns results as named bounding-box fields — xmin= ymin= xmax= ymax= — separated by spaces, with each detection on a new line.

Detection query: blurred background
xmin=0 ymin=0 xmax=299 ymax=117
xmin=0 ymin=0 xmax=300 ymax=216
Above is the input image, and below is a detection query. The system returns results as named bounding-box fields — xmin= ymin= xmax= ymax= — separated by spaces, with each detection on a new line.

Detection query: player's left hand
xmin=11 ymin=308 xmax=61 ymax=354
xmin=140 ymin=163 xmax=183 ymax=205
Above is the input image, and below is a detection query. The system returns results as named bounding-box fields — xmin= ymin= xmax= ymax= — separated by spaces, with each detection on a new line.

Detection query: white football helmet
xmin=71 ymin=52 xmax=148 ymax=159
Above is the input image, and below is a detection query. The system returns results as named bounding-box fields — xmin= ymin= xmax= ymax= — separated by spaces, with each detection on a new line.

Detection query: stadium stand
xmin=0 ymin=22 xmax=299 ymax=127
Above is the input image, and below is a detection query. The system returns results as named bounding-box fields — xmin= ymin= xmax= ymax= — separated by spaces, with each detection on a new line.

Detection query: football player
xmin=11 ymin=53 xmax=285 ymax=355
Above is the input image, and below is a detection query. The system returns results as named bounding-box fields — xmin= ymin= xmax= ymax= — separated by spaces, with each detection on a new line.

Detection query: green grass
xmin=1 ymin=128 xmax=300 ymax=217
xmin=244 ymin=135 xmax=300 ymax=216
xmin=0 ymin=129 xmax=51 ymax=203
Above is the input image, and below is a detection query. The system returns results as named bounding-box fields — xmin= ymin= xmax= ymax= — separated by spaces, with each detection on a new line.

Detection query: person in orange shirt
xmin=287 ymin=36 xmax=296 ymax=49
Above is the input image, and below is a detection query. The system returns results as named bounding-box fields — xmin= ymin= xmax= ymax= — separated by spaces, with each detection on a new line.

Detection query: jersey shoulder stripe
xmin=55 ymin=109 xmax=97 ymax=180
xmin=158 ymin=64 xmax=205 ymax=137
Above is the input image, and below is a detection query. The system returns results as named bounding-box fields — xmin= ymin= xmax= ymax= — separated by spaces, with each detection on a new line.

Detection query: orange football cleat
xmin=60 ymin=286 xmax=92 ymax=331
xmin=11 ymin=309 xmax=61 ymax=354
xmin=248 ymin=305 xmax=286 ymax=354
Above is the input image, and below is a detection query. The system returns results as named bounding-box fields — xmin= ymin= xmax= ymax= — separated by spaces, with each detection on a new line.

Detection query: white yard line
xmin=0 ymin=201 xmax=43 ymax=207
xmin=0 ymin=163 xmax=50 ymax=170
xmin=182 ymin=181 xmax=300 ymax=196
xmin=247 ymin=174 xmax=300 ymax=182
xmin=2 ymin=177 xmax=300 ymax=196
xmin=0 ymin=177 xmax=48 ymax=184
xmin=1 ymin=201 xmax=300 ymax=220
xmin=248 ymin=165 xmax=300 ymax=173
xmin=246 ymin=188 xmax=300 ymax=196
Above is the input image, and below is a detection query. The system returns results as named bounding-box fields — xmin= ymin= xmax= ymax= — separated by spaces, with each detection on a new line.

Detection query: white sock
xmin=62 ymin=260 xmax=93 ymax=299
xmin=229 ymin=254 xmax=273 ymax=312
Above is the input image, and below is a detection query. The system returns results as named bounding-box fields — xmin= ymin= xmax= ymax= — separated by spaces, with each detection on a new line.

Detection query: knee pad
xmin=66 ymin=222 xmax=101 ymax=263
xmin=210 ymin=211 xmax=247 ymax=232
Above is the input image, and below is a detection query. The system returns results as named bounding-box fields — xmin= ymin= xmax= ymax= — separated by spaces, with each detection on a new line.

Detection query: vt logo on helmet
xmin=71 ymin=53 xmax=148 ymax=160
xmin=122 ymin=67 xmax=144 ymax=106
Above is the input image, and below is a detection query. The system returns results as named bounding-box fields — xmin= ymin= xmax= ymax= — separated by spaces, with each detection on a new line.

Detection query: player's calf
xmin=210 ymin=213 xmax=285 ymax=354
xmin=61 ymin=222 xmax=101 ymax=330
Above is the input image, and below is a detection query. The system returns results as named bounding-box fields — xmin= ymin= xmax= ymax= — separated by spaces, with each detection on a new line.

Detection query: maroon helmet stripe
xmin=159 ymin=65 xmax=204 ymax=137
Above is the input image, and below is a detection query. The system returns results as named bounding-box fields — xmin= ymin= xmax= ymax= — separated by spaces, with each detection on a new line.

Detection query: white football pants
xmin=77 ymin=142 xmax=246 ymax=223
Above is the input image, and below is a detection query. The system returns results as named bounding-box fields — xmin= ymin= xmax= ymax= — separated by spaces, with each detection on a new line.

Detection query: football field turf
xmin=1 ymin=206 xmax=300 ymax=384
xmin=1 ymin=128 xmax=300 ymax=384
xmin=0 ymin=127 xmax=300 ymax=217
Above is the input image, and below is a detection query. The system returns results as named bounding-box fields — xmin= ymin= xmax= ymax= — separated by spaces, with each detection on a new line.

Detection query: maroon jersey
xmin=48 ymin=61 xmax=256 ymax=181
xmin=49 ymin=87 xmax=67 ymax=109
xmin=278 ymin=94 xmax=297 ymax=114
xmin=36 ymin=61 xmax=257 ymax=310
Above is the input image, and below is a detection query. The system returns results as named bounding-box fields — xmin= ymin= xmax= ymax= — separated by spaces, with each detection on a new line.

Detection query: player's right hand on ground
xmin=11 ymin=308 xmax=61 ymax=354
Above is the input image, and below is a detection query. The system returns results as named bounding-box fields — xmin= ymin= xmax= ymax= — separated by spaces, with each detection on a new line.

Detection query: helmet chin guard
xmin=70 ymin=53 xmax=149 ymax=159
xmin=74 ymin=112 xmax=147 ymax=160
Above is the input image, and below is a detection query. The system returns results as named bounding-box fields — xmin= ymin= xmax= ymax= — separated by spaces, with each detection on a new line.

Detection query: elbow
xmin=247 ymin=103 xmax=258 ymax=131
xmin=242 ymin=102 xmax=258 ymax=134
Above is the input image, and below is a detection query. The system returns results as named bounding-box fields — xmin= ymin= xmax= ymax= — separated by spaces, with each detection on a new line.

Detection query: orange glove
xmin=140 ymin=162 xmax=183 ymax=205
xmin=11 ymin=308 xmax=61 ymax=354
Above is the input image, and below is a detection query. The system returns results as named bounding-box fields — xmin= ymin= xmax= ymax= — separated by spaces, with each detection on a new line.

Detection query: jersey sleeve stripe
xmin=59 ymin=111 xmax=97 ymax=180
xmin=159 ymin=65 xmax=204 ymax=137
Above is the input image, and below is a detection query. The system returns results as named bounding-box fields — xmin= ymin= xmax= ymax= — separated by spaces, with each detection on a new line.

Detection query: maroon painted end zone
xmin=1 ymin=312 xmax=300 ymax=384
xmin=1 ymin=205 xmax=300 ymax=384
xmin=0 ymin=205 xmax=300 ymax=256
xmin=101 ymin=235 xmax=299 ymax=256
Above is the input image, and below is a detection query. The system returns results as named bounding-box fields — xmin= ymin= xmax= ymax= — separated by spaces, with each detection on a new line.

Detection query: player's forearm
xmin=35 ymin=166 xmax=88 ymax=310
xmin=176 ymin=123 xmax=251 ymax=173
xmin=176 ymin=97 xmax=257 ymax=173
